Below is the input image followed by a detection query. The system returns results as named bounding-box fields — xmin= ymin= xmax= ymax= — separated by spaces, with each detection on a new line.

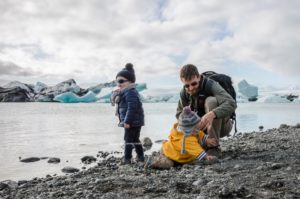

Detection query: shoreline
xmin=1 ymin=124 xmax=300 ymax=198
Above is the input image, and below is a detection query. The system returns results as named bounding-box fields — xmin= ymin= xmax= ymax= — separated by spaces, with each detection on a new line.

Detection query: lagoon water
xmin=0 ymin=102 xmax=299 ymax=181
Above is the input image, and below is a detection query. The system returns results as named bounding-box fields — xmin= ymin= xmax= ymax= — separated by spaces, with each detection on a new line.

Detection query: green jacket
xmin=176 ymin=76 xmax=237 ymax=119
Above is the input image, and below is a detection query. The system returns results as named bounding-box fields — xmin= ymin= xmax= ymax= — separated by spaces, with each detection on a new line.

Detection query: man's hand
xmin=199 ymin=111 xmax=216 ymax=130
xmin=204 ymin=155 xmax=216 ymax=161
xmin=124 ymin=123 xmax=130 ymax=129
xmin=206 ymin=137 xmax=218 ymax=147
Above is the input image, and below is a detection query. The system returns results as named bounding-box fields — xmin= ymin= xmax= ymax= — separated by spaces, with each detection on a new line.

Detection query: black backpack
xmin=202 ymin=71 xmax=238 ymax=135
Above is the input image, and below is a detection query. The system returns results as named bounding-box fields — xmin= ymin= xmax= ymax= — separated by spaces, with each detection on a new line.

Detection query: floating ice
xmin=54 ymin=91 xmax=98 ymax=103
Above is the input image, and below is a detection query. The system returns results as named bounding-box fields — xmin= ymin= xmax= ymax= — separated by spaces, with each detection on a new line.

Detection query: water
xmin=0 ymin=102 xmax=299 ymax=181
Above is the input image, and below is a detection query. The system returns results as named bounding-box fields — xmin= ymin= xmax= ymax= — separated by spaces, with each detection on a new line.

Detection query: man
xmin=176 ymin=64 xmax=237 ymax=148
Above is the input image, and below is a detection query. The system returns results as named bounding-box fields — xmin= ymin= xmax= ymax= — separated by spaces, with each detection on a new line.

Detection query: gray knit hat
xmin=178 ymin=106 xmax=201 ymax=154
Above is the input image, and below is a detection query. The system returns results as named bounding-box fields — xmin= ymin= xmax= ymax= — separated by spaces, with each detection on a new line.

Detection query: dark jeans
xmin=124 ymin=126 xmax=144 ymax=161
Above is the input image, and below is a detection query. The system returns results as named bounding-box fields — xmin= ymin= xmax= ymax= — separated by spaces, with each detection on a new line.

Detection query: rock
xmin=0 ymin=182 xmax=8 ymax=190
xmin=48 ymin=157 xmax=60 ymax=163
xmin=17 ymin=180 xmax=28 ymax=186
xmin=286 ymin=166 xmax=292 ymax=171
xmin=61 ymin=167 xmax=80 ymax=173
xmin=98 ymin=151 xmax=110 ymax=158
xmin=271 ymin=163 xmax=284 ymax=170
xmin=142 ymin=137 xmax=153 ymax=147
xmin=259 ymin=126 xmax=264 ymax=131
xmin=81 ymin=156 xmax=97 ymax=164
xmin=279 ymin=124 xmax=288 ymax=129
xmin=0 ymin=180 xmax=18 ymax=191
xmin=219 ymin=187 xmax=232 ymax=198
xmin=234 ymin=164 xmax=241 ymax=169
xmin=192 ymin=179 xmax=203 ymax=186
xmin=20 ymin=157 xmax=40 ymax=163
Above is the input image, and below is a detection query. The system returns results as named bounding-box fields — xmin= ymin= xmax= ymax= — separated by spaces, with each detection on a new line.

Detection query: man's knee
xmin=205 ymin=97 xmax=218 ymax=112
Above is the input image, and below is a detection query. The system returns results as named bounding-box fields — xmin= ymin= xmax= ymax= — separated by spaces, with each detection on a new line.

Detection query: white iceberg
xmin=4 ymin=81 xmax=34 ymax=93
xmin=140 ymin=88 xmax=180 ymax=103
xmin=256 ymin=95 xmax=291 ymax=103
xmin=97 ymin=83 xmax=147 ymax=103
xmin=238 ymin=80 xmax=258 ymax=100
xmin=34 ymin=82 xmax=48 ymax=93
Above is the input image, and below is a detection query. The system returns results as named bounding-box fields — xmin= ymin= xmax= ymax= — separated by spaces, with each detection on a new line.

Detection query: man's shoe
xmin=206 ymin=147 xmax=222 ymax=158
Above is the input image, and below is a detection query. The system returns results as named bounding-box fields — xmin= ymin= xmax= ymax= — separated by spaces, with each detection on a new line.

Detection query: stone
xmin=271 ymin=163 xmax=284 ymax=170
xmin=142 ymin=137 xmax=153 ymax=147
xmin=48 ymin=157 xmax=60 ymax=164
xmin=81 ymin=156 xmax=97 ymax=164
xmin=20 ymin=157 xmax=40 ymax=163
xmin=61 ymin=167 xmax=80 ymax=173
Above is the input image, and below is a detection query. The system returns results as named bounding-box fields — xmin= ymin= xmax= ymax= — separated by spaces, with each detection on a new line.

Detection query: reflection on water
xmin=0 ymin=102 xmax=299 ymax=181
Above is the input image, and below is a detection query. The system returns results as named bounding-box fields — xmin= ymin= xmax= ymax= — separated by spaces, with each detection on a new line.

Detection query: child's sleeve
xmin=124 ymin=90 xmax=139 ymax=124
xmin=197 ymin=131 xmax=209 ymax=148
xmin=185 ymin=136 xmax=207 ymax=161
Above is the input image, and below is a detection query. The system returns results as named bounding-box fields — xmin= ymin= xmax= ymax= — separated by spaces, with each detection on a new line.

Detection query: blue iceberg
xmin=97 ymin=83 xmax=147 ymax=103
xmin=54 ymin=91 xmax=98 ymax=103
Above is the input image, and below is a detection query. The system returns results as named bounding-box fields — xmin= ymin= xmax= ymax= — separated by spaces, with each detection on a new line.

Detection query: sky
xmin=0 ymin=0 xmax=299 ymax=89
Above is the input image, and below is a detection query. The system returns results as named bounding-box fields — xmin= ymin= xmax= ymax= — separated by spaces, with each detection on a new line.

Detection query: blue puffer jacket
xmin=117 ymin=86 xmax=144 ymax=127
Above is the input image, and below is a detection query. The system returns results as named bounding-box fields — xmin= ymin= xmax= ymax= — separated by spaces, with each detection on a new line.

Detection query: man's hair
xmin=180 ymin=64 xmax=200 ymax=80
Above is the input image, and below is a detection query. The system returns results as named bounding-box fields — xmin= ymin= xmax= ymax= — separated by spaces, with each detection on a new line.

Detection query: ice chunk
xmin=54 ymin=91 xmax=98 ymax=103
xmin=257 ymin=95 xmax=291 ymax=103
xmin=34 ymin=82 xmax=48 ymax=93
xmin=238 ymin=80 xmax=258 ymax=99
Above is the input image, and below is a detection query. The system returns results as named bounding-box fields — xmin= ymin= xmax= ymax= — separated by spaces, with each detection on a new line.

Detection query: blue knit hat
xmin=178 ymin=106 xmax=201 ymax=154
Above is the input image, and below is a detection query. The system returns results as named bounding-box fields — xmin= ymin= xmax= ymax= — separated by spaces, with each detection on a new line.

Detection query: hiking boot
xmin=135 ymin=156 xmax=145 ymax=163
xmin=120 ymin=159 xmax=131 ymax=165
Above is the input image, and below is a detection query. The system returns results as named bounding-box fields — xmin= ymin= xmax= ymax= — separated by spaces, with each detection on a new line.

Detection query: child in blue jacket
xmin=111 ymin=63 xmax=145 ymax=164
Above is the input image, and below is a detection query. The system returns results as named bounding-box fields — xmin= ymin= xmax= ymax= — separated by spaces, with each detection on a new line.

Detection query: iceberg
xmin=97 ymin=87 xmax=115 ymax=103
xmin=34 ymin=79 xmax=82 ymax=102
xmin=140 ymin=87 xmax=179 ymax=103
xmin=293 ymin=98 xmax=300 ymax=103
xmin=238 ymin=80 xmax=258 ymax=100
xmin=3 ymin=81 xmax=34 ymax=93
xmin=34 ymin=82 xmax=48 ymax=93
xmin=54 ymin=91 xmax=98 ymax=103
xmin=256 ymin=95 xmax=291 ymax=103
xmin=87 ymin=81 xmax=116 ymax=95
xmin=97 ymin=83 xmax=148 ymax=103
xmin=1 ymin=81 xmax=35 ymax=102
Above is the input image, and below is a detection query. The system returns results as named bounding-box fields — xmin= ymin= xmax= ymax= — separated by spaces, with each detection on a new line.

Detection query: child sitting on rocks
xmin=147 ymin=106 xmax=217 ymax=169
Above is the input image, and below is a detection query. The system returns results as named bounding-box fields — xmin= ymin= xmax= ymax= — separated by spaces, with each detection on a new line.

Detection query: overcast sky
xmin=0 ymin=0 xmax=299 ymax=88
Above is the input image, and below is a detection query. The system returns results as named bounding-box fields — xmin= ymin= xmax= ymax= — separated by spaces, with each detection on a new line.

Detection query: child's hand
xmin=206 ymin=138 xmax=218 ymax=147
xmin=124 ymin=123 xmax=130 ymax=129
xmin=204 ymin=155 xmax=216 ymax=161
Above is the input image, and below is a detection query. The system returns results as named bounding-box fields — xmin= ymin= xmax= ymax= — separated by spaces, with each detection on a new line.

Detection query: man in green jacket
xmin=176 ymin=64 xmax=237 ymax=148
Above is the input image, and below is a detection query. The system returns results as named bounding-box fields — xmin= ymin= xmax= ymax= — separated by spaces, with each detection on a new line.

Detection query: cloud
xmin=0 ymin=0 xmax=299 ymax=86
xmin=0 ymin=60 xmax=37 ymax=76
